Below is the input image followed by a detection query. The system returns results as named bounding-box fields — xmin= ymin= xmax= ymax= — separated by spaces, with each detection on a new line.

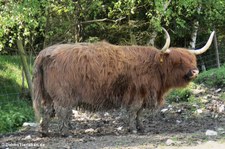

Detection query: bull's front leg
xmin=136 ymin=108 xmax=145 ymax=132
xmin=128 ymin=98 xmax=143 ymax=133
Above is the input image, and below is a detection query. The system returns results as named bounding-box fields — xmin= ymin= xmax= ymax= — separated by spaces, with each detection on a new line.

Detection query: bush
xmin=0 ymin=100 xmax=34 ymax=133
xmin=166 ymin=88 xmax=193 ymax=103
xmin=195 ymin=64 xmax=225 ymax=87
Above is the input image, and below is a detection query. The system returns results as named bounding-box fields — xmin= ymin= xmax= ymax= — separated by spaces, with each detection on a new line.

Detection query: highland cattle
xmin=32 ymin=29 xmax=215 ymax=136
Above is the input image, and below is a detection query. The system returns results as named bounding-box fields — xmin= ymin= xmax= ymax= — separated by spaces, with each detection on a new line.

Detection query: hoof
xmin=137 ymin=127 xmax=146 ymax=134
xmin=131 ymin=130 xmax=137 ymax=134
xmin=138 ymin=129 xmax=146 ymax=134
xmin=61 ymin=133 xmax=70 ymax=138
xmin=128 ymin=128 xmax=138 ymax=134
xmin=39 ymin=132 xmax=49 ymax=137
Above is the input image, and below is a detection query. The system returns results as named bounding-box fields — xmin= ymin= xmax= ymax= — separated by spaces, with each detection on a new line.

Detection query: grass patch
xmin=0 ymin=55 xmax=34 ymax=134
xmin=194 ymin=64 xmax=225 ymax=88
xmin=220 ymin=93 xmax=225 ymax=101
xmin=167 ymin=88 xmax=192 ymax=103
xmin=166 ymin=83 xmax=196 ymax=103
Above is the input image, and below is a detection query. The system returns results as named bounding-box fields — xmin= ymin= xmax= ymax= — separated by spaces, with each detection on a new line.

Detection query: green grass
xmin=0 ymin=55 xmax=34 ymax=134
xmin=194 ymin=64 xmax=225 ymax=88
xmin=166 ymin=83 xmax=195 ymax=103
xmin=167 ymin=87 xmax=192 ymax=103
xmin=220 ymin=93 xmax=225 ymax=101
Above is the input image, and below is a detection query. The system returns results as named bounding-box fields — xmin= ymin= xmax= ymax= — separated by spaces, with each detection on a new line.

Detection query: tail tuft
xmin=32 ymin=55 xmax=44 ymax=122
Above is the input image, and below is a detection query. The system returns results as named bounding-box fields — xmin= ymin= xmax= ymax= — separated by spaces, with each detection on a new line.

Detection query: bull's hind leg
xmin=54 ymin=105 xmax=72 ymax=137
xmin=39 ymin=102 xmax=55 ymax=137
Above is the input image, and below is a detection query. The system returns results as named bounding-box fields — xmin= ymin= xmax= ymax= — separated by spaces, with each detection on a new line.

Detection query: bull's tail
xmin=32 ymin=55 xmax=44 ymax=122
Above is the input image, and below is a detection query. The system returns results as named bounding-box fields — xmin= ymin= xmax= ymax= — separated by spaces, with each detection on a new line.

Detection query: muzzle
xmin=184 ymin=69 xmax=199 ymax=81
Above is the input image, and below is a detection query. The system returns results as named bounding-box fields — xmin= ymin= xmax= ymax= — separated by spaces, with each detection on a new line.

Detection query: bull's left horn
xmin=188 ymin=31 xmax=215 ymax=55
xmin=161 ymin=28 xmax=171 ymax=53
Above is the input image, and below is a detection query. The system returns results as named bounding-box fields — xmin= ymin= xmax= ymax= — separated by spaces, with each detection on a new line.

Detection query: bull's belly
xmin=47 ymin=88 xmax=124 ymax=111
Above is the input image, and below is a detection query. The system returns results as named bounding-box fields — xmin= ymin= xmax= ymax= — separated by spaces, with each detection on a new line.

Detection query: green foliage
xmin=220 ymin=93 xmax=225 ymax=101
xmin=108 ymin=0 xmax=136 ymax=18
xmin=166 ymin=89 xmax=203 ymax=116
xmin=1 ymin=0 xmax=225 ymax=54
xmin=195 ymin=64 xmax=225 ymax=87
xmin=0 ymin=55 xmax=34 ymax=134
xmin=166 ymin=87 xmax=193 ymax=103
xmin=0 ymin=0 xmax=45 ymax=50
xmin=0 ymin=99 xmax=34 ymax=133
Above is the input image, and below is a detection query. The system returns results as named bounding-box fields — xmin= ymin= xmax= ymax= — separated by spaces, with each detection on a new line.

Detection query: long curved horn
xmin=188 ymin=31 xmax=215 ymax=55
xmin=161 ymin=27 xmax=171 ymax=53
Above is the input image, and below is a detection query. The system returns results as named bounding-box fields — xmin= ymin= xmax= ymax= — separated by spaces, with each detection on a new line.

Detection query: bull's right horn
xmin=161 ymin=28 xmax=171 ymax=53
xmin=188 ymin=31 xmax=215 ymax=55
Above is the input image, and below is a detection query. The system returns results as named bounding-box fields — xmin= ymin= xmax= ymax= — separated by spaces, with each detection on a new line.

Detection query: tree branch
xmin=164 ymin=0 xmax=172 ymax=11
xmin=81 ymin=17 xmax=126 ymax=24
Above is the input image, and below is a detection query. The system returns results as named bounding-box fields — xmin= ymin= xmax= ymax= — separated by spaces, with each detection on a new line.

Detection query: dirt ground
xmin=1 ymin=87 xmax=225 ymax=149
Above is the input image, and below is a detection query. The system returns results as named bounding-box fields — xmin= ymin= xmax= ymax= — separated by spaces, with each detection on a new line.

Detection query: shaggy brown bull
xmin=33 ymin=29 xmax=214 ymax=136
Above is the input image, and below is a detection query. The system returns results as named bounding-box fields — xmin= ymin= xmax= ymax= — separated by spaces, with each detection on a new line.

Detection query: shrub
xmin=0 ymin=99 xmax=34 ymax=133
xmin=195 ymin=64 xmax=225 ymax=88
xmin=166 ymin=88 xmax=193 ymax=103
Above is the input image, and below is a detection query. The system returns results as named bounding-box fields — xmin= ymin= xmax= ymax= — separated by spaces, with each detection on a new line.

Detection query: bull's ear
xmin=158 ymin=52 xmax=170 ymax=63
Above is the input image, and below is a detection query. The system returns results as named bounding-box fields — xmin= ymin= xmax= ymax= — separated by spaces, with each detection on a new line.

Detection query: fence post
xmin=213 ymin=30 xmax=220 ymax=68
xmin=16 ymin=39 xmax=33 ymax=98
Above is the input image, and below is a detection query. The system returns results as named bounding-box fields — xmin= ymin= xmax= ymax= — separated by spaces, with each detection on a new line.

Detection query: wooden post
xmin=213 ymin=31 xmax=220 ymax=68
xmin=16 ymin=39 xmax=33 ymax=97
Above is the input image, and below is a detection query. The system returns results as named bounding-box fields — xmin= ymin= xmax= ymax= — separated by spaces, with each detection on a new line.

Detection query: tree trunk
xmin=128 ymin=15 xmax=137 ymax=45
xmin=189 ymin=21 xmax=199 ymax=49
xmin=147 ymin=0 xmax=171 ymax=46
xmin=189 ymin=23 xmax=206 ymax=71
xmin=43 ymin=8 xmax=50 ymax=48
xmin=147 ymin=31 xmax=157 ymax=46
xmin=73 ymin=1 xmax=82 ymax=43
xmin=189 ymin=5 xmax=206 ymax=71
xmin=17 ymin=39 xmax=32 ymax=98
xmin=74 ymin=12 xmax=80 ymax=43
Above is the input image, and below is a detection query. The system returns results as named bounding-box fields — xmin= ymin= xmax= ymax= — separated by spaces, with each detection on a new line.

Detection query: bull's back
xmin=36 ymin=42 xmax=158 ymax=108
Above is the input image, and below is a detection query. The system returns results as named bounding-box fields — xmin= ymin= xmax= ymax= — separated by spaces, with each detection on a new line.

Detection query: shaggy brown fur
xmin=32 ymin=42 xmax=198 ymax=135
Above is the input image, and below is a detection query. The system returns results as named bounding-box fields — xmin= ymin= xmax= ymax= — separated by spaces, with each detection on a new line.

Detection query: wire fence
xmin=197 ymin=47 xmax=225 ymax=71
xmin=0 ymin=55 xmax=31 ymax=105
xmin=0 ymin=82 xmax=30 ymax=100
